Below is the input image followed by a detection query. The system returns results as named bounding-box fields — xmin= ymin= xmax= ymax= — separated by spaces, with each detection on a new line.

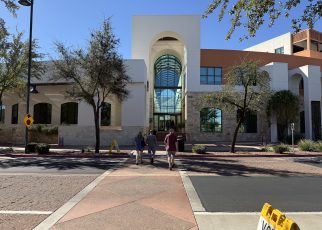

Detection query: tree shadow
xmin=0 ymin=157 xmax=127 ymax=171
xmin=179 ymin=158 xmax=315 ymax=177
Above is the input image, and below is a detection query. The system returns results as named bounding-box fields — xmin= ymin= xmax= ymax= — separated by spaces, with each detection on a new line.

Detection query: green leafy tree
xmin=0 ymin=23 xmax=44 ymax=123
xmin=0 ymin=0 xmax=18 ymax=34
xmin=204 ymin=0 xmax=322 ymax=40
xmin=53 ymin=19 xmax=130 ymax=153
xmin=267 ymin=90 xmax=299 ymax=142
xmin=205 ymin=61 xmax=271 ymax=153
xmin=0 ymin=0 xmax=18 ymax=15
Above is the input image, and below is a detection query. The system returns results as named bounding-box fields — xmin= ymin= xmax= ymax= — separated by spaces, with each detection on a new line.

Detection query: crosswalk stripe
xmin=0 ymin=210 xmax=53 ymax=215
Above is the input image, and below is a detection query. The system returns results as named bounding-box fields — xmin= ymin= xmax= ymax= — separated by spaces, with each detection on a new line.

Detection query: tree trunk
xmin=231 ymin=118 xmax=244 ymax=153
xmin=93 ymin=105 xmax=100 ymax=154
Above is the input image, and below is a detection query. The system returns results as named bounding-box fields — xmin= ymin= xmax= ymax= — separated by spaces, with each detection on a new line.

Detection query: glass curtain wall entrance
xmin=153 ymin=54 xmax=182 ymax=131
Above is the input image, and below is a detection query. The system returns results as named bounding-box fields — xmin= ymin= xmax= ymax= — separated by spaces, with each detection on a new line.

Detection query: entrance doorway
xmin=153 ymin=54 xmax=183 ymax=132
xmin=154 ymin=114 xmax=181 ymax=131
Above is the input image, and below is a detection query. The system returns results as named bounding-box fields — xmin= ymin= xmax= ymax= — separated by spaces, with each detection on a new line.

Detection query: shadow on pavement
xmin=0 ymin=157 xmax=126 ymax=171
xmin=179 ymin=158 xmax=312 ymax=177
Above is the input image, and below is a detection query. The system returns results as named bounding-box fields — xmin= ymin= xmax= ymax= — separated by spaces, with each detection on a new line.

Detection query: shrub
xmin=0 ymin=147 xmax=14 ymax=153
xmin=83 ymin=146 xmax=94 ymax=153
xmin=35 ymin=143 xmax=50 ymax=154
xmin=260 ymin=146 xmax=272 ymax=152
xmin=27 ymin=142 xmax=38 ymax=153
xmin=315 ymin=141 xmax=322 ymax=152
xmin=298 ymin=139 xmax=316 ymax=152
xmin=192 ymin=145 xmax=207 ymax=154
xmin=272 ymin=144 xmax=290 ymax=154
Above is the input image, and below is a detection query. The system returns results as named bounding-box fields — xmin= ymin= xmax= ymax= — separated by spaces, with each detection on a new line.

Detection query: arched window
xmin=153 ymin=54 xmax=183 ymax=131
xmin=101 ymin=102 xmax=111 ymax=126
xmin=34 ymin=103 xmax=52 ymax=124
xmin=11 ymin=104 xmax=18 ymax=124
xmin=61 ymin=102 xmax=78 ymax=124
xmin=0 ymin=105 xmax=5 ymax=124
xmin=200 ymin=108 xmax=222 ymax=133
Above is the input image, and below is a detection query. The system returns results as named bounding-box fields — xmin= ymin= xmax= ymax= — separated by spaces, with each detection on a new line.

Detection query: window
xmin=61 ymin=102 xmax=78 ymax=124
xmin=200 ymin=67 xmax=222 ymax=85
xmin=11 ymin=104 xmax=18 ymax=124
xmin=274 ymin=47 xmax=284 ymax=54
xmin=300 ymin=111 xmax=305 ymax=133
xmin=0 ymin=105 xmax=5 ymax=123
xmin=101 ymin=102 xmax=111 ymax=126
xmin=237 ymin=109 xmax=257 ymax=133
xmin=34 ymin=103 xmax=52 ymax=124
xmin=200 ymin=108 xmax=222 ymax=132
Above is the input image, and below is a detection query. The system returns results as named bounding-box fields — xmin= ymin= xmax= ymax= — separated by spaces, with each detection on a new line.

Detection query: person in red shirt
xmin=164 ymin=128 xmax=177 ymax=170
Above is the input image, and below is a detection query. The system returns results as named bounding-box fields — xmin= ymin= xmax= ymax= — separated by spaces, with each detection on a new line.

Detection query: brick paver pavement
xmin=50 ymin=157 xmax=198 ymax=230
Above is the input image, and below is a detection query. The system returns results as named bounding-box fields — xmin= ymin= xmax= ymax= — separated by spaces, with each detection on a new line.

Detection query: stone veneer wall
xmin=0 ymin=125 xmax=25 ymax=145
xmin=59 ymin=126 xmax=146 ymax=146
xmin=185 ymin=92 xmax=269 ymax=143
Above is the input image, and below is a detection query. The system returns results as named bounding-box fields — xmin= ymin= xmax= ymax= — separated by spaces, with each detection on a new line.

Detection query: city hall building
xmin=0 ymin=15 xmax=322 ymax=146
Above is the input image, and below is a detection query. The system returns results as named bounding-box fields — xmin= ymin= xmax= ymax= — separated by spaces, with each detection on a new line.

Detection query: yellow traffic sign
xmin=257 ymin=203 xmax=300 ymax=230
xmin=23 ymin=114 xmax=34 ymax=128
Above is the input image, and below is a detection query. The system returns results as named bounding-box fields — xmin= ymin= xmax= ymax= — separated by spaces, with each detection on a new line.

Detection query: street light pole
xmin=19 ymin=0 xmax=34 ymax=153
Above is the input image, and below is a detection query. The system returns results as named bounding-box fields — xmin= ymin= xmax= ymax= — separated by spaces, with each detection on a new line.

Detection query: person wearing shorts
xmin=164 ymin=128 xmax=177 ymax=170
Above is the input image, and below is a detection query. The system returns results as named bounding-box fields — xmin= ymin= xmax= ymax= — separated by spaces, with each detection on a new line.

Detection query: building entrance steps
xmin=49 ymin=157 xmax=198 ymax=230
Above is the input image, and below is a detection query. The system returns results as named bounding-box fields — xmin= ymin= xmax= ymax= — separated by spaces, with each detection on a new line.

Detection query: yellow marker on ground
xmin=109 ymin=139 xmax=120 ymax=153
xmin=257 ymin=203 xmax=300 ymax=230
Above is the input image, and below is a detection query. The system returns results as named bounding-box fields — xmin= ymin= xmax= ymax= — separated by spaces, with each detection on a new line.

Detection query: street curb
xmin=0 ymin=153 xmax=128 ymax=158
xmin=1 ymin=153 xmax=322 ymax=158
xmin=176 ymin=153 xmax=322 ymax=158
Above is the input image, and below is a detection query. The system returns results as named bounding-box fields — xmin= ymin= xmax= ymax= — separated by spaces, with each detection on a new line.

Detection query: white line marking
xmin=177 ymin=160 xmax=205 ymax=212
xmin=0 ymin=210 xmax=53 ymax=215
xmin=195 ymin=211 xmax=322 ymax=215
xmin=33 ymin=159 xmax=127 ymax=230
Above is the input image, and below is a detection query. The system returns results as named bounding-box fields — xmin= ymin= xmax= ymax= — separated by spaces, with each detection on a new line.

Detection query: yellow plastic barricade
xmin=257 ymin=203 xmax=300 ymax=230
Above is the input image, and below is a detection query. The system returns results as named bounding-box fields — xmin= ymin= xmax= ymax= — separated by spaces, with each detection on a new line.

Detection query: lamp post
xmin=19 ymin=0 xmax=33 ymax=153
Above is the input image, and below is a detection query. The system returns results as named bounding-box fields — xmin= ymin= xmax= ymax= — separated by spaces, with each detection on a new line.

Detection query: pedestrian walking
xmin=134 ymin=131 xmax=145 ymax=165
xmin=164 ymin=128 xmax=177 ymax=170
xmin=146 ymin=130 xmax=157 ymax=164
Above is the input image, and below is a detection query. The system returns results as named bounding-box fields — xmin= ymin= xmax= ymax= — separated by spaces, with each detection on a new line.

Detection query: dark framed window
xmin=34 ymin=103 xmax=52 ymax=124
xmin=237 ymin=109 xmax=257 ymax=133
xmin=200 ymin=67 xmax=222 ymax=85
xmin=300 ymin=111 xmax=305 ymax=133
xmin=0 ymin=105 xmax=5 ymax=123
xmin=11 ymin=104 xmax=18 ymax=124
xmin=274 ymin=47 xmax=284 ymax=54
xmin=61 ymin=102 xmax=78 ymax=124
xmin=101 ymin=102 xmax=111 ymax=126
xmin=200 ymin=108 xmax=222 ymax=133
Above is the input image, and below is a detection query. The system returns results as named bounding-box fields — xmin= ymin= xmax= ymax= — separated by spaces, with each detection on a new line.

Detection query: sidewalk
xmin=39 ymin=157 xmax=198 ymax=230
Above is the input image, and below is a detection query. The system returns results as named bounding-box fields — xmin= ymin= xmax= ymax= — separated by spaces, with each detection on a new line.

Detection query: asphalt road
xmin=0 ymin=157 xmax=121 ymax=174
xmin=190 ymin=176 xmax=322 ymax=212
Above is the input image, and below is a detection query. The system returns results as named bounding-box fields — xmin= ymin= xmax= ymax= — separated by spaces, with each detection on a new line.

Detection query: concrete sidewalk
xmin=39 ymin=157 xmax=198 ymax=230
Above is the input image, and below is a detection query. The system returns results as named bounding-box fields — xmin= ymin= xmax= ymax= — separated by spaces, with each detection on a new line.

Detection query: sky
xmin=1 ymin=0 xmax=321 ymax=60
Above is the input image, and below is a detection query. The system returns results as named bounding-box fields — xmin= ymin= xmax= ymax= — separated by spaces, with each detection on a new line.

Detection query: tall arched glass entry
xmin=153 ymin=54 xmax=182 ymax=131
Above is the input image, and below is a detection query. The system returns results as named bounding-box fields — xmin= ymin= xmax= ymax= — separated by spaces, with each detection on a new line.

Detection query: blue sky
xmin=1 ymin=0 xmax=321 ymax=60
